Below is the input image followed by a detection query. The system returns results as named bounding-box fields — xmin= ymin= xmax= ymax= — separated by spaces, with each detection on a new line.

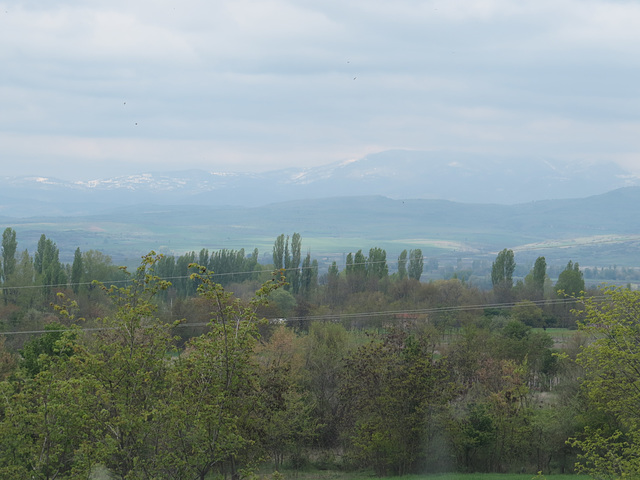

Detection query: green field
xmin=5 ymin=194 xmax=640 ymax=271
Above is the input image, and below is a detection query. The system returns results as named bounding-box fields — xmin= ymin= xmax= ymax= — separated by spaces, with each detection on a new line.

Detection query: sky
xmin=2 ymin=0 xmax=640 ymax=181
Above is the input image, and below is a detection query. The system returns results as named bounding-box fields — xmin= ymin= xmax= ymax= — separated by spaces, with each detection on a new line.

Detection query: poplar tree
xmin=1 ymin=228 xmax=17 ymax=282
xmin=408 ymin=249 xmax=423 ymax=281
xmin=1 ymin=228 xmax=17 ymax=304
xmin=491 ymin=248 xmax=515 ymax=302
xmin=70 ymin=248 xmax=83 ymax=295
xmin=532 ymin=256 xmax=547 ymax=299
xmin=397 ymin=250 xmax=408 ymax=280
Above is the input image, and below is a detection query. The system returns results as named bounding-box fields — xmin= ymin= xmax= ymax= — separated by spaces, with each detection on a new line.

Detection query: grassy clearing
xmin=267 ymin=472 xmax=586 ymax=480
xmin=531 ymin=328 xmax=581 ymax=347
xmin=92 ymin=466 xmax=587 ymax=480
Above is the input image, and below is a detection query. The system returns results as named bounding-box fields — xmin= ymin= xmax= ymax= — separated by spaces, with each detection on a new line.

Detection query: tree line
xmin=0 ymin=253 xmax=635 ymax=478
xmin=2 ymin=229 xmax=638 ymax=479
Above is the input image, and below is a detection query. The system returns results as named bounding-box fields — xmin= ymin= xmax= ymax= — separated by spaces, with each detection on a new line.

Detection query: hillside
xmin=3 ymin=187 xmax=639 ymax=269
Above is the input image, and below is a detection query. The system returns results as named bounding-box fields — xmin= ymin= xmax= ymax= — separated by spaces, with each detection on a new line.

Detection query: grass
xmin=91 ymin=462 xmax=587 ymax=480
xmin=531 ymin=328 xmax=581 ymax=346
xmin=267 ymin=472 xmax=586 ymax=480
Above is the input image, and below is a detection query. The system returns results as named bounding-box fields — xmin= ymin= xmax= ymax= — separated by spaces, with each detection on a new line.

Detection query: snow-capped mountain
xmin=0 ymin=150 xmax=637 ymax=217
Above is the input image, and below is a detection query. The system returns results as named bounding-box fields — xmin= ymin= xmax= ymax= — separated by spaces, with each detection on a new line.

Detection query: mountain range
xmin=1 ymin=150 xmax=639 ymax=271
xmin=1 ymin=150 xmax=638 ymax=217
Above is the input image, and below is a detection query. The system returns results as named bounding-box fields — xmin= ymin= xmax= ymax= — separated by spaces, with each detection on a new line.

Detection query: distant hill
xmin=0 ymin=150 xmax=637 ymax=217
xmin=2 ymin=187 xmax=640 ymax=270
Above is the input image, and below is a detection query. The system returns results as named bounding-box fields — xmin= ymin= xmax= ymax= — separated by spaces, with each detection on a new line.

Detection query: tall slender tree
xmin=289 ymin=233 xmax=302 ymax=293
xmin=491 ymin=248 xmax=515 ymax=302
xmin=71 ymin=248 xmax=83 ymax=295
xmin=397 ymin=250 xmax=408 ymax=280
xmin=1 ymin=228 xmax=17 ymax=282
xmin=532 ymin=256 xmax=547 ymax=299
xmin=1 ymin=228 xmax=17 ymax=304
xmin=273 ymin=234 xmax=286 ymax=271
xmin=408 ymin=249 xmax=423 ymax=281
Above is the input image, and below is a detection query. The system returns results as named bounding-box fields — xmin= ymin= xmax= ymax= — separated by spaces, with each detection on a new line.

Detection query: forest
xmin=0 ymin=228 xmax=639 ymax=479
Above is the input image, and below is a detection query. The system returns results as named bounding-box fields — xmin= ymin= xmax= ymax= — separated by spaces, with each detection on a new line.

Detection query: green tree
xmin=70 ymin=247 xmax=83 ymax=295
xmin=408 ymin=249 xmax=423 ymax=281
xmin=326 ymin=261 xmax=341 ymax=306
xmin=273 ymin=234 xmax=286 ymax=270
xmin=255 ymin=326 xmax=319 ymax=470
xmin=35 ymin=235 xmax=66 ymax=300
xmin=491 ymin=249 xmax=515 ymax=302
xmin=555 ymin=260 xmax=585 ymax=297
xmin=304 ymin=321 xmax=350 ymax=448
xmin=271 ymin=233 xmax=303 ymax=292
xmin=570 ymin=286 xmax=640 ymax=478
xmin=173 ymin=251 xmax=197 ymax=298
xmin=2 ymin=249 xmax=35 ymax=308
xmin=34 ymin=234 xmax=47 ymax=275
xmin=512 ymin=300 xmax=544 ymax=328
xmin=266 ymin=288 xmax=297 ymax=318
xmin=0 ymin=351 xmax=97 ymax=479
xmin=20 ymin=322 xmax=76 ymax=378
xmin=397 ymin=250 xmax=408 ymax=280
xmin=531 ymin=256 xmax=547 ymax=299
xmin=341 ymin=329 xmax=453 ymax=475
xmin=1 ymin=228 xmax=17 ymax=304
xmin=81 ymin=250 xmax=127 ymax=305
xmin=82 ymin=250 xmax=122 ymax=283
xmin=346 ymin=249 xmax=367 ymax=293
xmin=367 ymin=247 xmax=388 ymax=280
xmin=289 ymin=232 xmax=302 ymax=293
xmin=300 ymin=252 xmax=318 ymax=296
xmin=1 ymin=228 xmax=17 ymax=282
xmin=74 ymin=253 xmax=174 ymax=479
xmin=198 ymin=247 xmax=209 ymax=268
xmin=0 ymin=303 xmax=95 ymax=480
xmin=0 ymin=337 xmax=17 ymax=381
xmin=156 ymin=264 xmax=284 ymax=480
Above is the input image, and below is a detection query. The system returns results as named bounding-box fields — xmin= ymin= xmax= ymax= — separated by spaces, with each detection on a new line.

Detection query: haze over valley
xmin=1 ymin=150 xmax=639 ymax=284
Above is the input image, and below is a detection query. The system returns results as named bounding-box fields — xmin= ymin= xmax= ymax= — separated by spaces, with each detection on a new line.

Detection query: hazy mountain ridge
xmin=3 ymin=187 xmax=640 ymax=269
xmin=0 ymin=150 xmax=637 ymax=217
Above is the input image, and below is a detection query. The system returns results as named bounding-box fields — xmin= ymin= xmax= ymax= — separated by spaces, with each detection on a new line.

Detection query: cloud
xmin=1 ymin=0 xmax=640 ymax=179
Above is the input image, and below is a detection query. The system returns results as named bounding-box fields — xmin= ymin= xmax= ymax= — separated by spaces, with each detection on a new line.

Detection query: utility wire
xmin=0 ymin=295 xmax=599 ymax=336
xmin=4 ymin=248 xmax=637 ymax=292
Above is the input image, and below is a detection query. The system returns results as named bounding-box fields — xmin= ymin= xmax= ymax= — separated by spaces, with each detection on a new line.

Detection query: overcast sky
xmin=2 ymin=0 xmax=640 ymax=181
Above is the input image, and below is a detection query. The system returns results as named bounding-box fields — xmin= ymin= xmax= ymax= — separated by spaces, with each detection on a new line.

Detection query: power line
xmin=0 ymin=295 xmax=598 ymax=337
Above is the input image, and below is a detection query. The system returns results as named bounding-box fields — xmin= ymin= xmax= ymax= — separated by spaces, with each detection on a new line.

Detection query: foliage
xmin=367 ymin=247 xmax=388 ymax=280
xmin=408 ymin=248 xmax=423 ymax=281
xmin=19 ymin=322 xmax=76 ymax=378
xmin=555 ymin=261 xmax=585 ymax=297
xmin=303 ymin=321 xmax=351 ymax=448
xmin=491 ymin=249 xmax=515 ymax=302
xmin=0 ymin=337 xmax=17 ymax=381
xmin=397 ymin=250 xmax=408 ymax=280
xmin=531 ymin=256 xmax=547 ymax=300
xmin=341 ymin=329 xmax=453 ymax=476
xmin=157 ymin=262 xmax=285 ymax=479
xmin=74 ymin=253 xmax=175 ymax=478
xmin=1 ymin=228 xmax=18 ymax=305
xmin=0 ymin=229 xmax=613 ymax=477
xmin=1 ymin=228 xmax=17 ymax=283
xmin=511 ymin=300 xmax=544 ymax=328
xmin=570 ymin=286 xmax=640 ymax=479
xmin=255 ymin=326 xmax=320 ymax=470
